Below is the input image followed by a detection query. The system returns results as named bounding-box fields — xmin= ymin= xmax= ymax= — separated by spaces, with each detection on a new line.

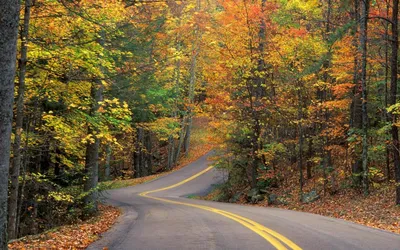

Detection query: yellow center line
xmin=139 ymin=166 xmax=302 ymax=250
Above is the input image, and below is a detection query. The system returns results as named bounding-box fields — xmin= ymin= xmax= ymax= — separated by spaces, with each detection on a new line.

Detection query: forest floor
xmin=201 ymin=171 xmax=400 ymax=235
xmin=272 ymin=183 xmax=400 ymax=234
xmin=8 ymin=204 xmax=120 ymax=249
xmin=8 ymin=116 xmax=215 ymax=249
xmin=267 ymin=170 xmax=400 ymax=234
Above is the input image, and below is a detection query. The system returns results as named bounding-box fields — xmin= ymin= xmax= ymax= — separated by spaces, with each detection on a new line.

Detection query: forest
xmin=0 ymin=0 xmax=399 ymax=248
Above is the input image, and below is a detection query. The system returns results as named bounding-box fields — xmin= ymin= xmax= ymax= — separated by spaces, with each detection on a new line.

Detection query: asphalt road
xmin=88 ymin=153 xmax=400 ymax=250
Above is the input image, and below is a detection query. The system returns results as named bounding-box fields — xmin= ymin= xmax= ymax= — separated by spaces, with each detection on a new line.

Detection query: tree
xmin=389 ymin=0 xmax=400 ymax=204
xmin=8 ymin=0 xmax=32 ymax=240
xmin=0 ymin=0 xmax=20 ymax=248
xmin=360 ymin=0 xmax=370 ymax=195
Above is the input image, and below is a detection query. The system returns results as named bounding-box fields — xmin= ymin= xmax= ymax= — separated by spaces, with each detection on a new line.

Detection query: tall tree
xmin=389 ymin=0 xmax=400 ymax=204
xmin=83 ymin=29 xmax=106 ymax=214
xmin=183 ymin=0 xmax=202 ymax=156
xmin=0 ymin=0 xmax=20 ymax=248
xmin=360 ymin=0 xmax=370 ymax=195
xmin=350 ymin=0 xmax=363 ymax=186
xmin=8 ymin=0 xmax=32 ymax=240
xmin=83 ymin=79 xmax=104 ymax=214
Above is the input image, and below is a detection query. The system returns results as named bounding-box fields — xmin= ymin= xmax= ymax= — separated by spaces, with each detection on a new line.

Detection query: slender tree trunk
xmin=16 ymin=118 xmax=29 ymax=238
xmin=184 ymin=0 xmax=202 ymax=156
xmin=104 ymin=143 xmax=111 ymax=180
xmin=306 ymin=138 xmax=312 ymax=179
xmin=350 ymin=0 xmax=363 ymax=187
xmin=167 ymin=134 xmax=175 ymax=170
xmin=320 ymin=0 xmax=332 ymax=189
xmin=389 ymin=0 xmax=400 ymax=205
xmin=384 ymin=1 xmax=391 ymax=181
xmin=145 ymin=131 xmax=153 ymax=175
xmin=174 ymin=118 xmax=186 ymax=166
xmin=134 ymin=127 xmax=144 ymax=178
xmin=360 ymin=0 xmax=369 ymax=195
xmin=8 ymin=0 xmax=31 ymax=239
xmin=297 ymin=87 xmax=304 ymax=196
xmin=0 ymin=0 xmax=20 ymax=247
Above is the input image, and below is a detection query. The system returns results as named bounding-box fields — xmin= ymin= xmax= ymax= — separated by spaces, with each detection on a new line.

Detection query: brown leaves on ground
xmin=203 ymin=160 xmax=399 ymax=235
xmin=272 ymin=183 xmax=400 ymax=234
xmin=8 ymin=204 xmax=120 ymax=249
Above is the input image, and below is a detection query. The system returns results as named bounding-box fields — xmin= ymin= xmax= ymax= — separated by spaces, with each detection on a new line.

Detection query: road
xmin=88 ymin=153 xmax=400 ymax=250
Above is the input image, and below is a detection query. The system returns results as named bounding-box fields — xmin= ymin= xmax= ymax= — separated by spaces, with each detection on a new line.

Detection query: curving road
xmin=88 ymin=153 xmax=400 ymax=250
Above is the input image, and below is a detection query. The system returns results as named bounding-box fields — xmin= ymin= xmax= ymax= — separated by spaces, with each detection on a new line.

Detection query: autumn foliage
xmin=1 ymin=0 xmax=400 ymax=247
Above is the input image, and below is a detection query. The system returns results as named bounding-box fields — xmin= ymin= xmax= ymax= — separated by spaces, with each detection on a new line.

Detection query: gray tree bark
xmin=0 ymin=0 xmax=20 ymax=248
xmin=8 ymin=0 xmax=31 ymax=240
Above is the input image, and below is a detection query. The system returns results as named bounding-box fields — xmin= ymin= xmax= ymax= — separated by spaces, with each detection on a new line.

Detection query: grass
xmin=101 ymin=172 xmax=168 ymax=190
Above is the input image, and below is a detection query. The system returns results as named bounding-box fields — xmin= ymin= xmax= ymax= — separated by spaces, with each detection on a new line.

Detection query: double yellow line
xmin=139 ymin=166 xmax=302 ymax=250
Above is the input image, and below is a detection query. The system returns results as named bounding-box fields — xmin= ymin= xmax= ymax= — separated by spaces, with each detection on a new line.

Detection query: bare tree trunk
xmin=384 ymin=1 xmax=391 ymax=181
xmin=8 ymin=0 xmax=31 ymax=240
xmin=16 ymin=119 xmax=30 ymax=238
xmin=167 ymin=135 xmax=175 ymax=170
xmin=297 ymin=88 xmax=304 ymax=197
xmin=360 ymin=0 xmax=369 ymax=195
xmin=174 ymin=118 xmax=186 ymax=166
xmin=104 ymin=143 xmax=111 ymax=180
xmin=389 ymin=0 xmax=400 ymax=205
xmin=134 ymin=127 xmax=144 ymax=178
xmin=145 ymin=131 xmax=153 ymax=175
xmin=306 ymin=138 xmax=312 ymax=179
xmin=0 ymin=0 xmax=20 ymax=247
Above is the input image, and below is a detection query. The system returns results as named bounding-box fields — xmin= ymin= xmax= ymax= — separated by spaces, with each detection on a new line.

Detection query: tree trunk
xmin=167 ymin=134 xmax=175 ymax=170
xmin=16 ymin=119 xmax=30 ymax=238
xmin=384 ymin=1 xmax=391 ymax=181
xmin=104 ymin=143 xmax=111 ymax=180
xmin=0 ymin=0 xmax=20 ymax=247
xmin=297 ymin=88 xmax=304 ymax=196
xmin=134 ymin=127 xmax=144 ymax=178
xmin=360 ymin=0 xmax=369 ymax=195
xmin=8 ymin=0 xmax=31 ymax=239
xmin=350 ymin=0 xmax=363 ymax=187
xmin=145 ymin=131 xmax=153 ymax=175
xmin=306 ymin=138 xmax=312 ymax=179
xmin=174 ymin=118 xmax=186 ymax=166
xmin=389 ymin=0 xmax=400 ymax=205
xmin=184 ymin=0 xmax=201 ymax=156
xmin=183 ymin=116 xmax=193 ymax=156
xmin=83 ymin=80 xmax=103 ymax=214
